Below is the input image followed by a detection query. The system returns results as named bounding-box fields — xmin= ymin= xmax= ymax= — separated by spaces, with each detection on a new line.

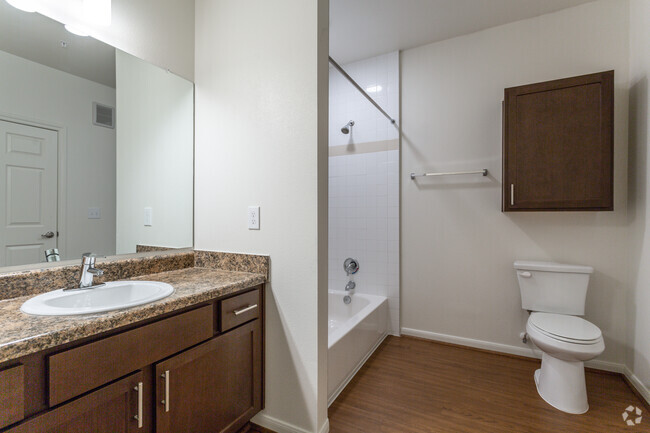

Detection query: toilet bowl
xmin=525 ymin=312 xmax=605 ymax=414
xmin=514 ymin=261 xmax=605 ymax=414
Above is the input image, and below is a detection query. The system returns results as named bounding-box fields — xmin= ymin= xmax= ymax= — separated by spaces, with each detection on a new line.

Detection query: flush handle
xmin=519 ymin=271 xmax=532 ymax=278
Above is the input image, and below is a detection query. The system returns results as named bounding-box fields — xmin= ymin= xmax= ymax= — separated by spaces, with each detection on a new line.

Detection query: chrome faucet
xmin=345 ymin=281 xmax=356 ymax=291
xmin=77 ymin=253 xmax=105 ymax=289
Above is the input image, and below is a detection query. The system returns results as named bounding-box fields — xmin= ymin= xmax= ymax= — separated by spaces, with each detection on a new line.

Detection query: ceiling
xmin=0 ymin=1 xmax=115 ymax=87
xmin=330 ymin=0 xmax=597 ymax=64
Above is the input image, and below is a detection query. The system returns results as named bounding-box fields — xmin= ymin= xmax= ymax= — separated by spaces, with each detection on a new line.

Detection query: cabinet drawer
xmin=6 ymin=371 xmax=143 ymax=433
xmin=0 ymin=365 xmax=24 ymax=429
xmin=219 ymin=288 xmax=260 ymax=332
xmin=48 ymin=305 xmax=213 ymax=406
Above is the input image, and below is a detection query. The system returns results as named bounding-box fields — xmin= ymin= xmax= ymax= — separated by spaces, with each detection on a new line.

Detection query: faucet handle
xmin=81 ymin=253 xmax=104 ymax=265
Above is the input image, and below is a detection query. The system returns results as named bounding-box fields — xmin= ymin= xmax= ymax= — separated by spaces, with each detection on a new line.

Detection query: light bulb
xmin=83 ymin=0 xmax=111 ymax=26
xmin=5 ymin=0 xmax=37 ymax=12
xmin=64 ymin=23 xmax=89 ymax=37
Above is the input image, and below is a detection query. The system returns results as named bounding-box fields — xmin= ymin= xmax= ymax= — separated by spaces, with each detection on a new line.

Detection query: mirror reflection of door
xmin=0 ymin=120 xmax=58 ymax=267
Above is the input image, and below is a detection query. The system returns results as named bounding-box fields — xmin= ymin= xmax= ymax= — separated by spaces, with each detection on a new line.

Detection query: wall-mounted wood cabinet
xmin=502 ymin=71 xmax=614 ymax=211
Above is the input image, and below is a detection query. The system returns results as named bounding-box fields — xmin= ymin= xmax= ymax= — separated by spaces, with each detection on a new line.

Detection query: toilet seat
xmin=528 ymin=312 xmax=602 ymax=345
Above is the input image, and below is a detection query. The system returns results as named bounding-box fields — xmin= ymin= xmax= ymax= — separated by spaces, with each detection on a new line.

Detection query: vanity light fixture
xmin=5 ymin=0 xmax=37 ymax=12
xmin=83 ymin=0 xmax=111 ymax=26
xmin=64 ymin=23 xmax=89 ymax=37
xmin=6 ymin=0 xmax=111 ymax=37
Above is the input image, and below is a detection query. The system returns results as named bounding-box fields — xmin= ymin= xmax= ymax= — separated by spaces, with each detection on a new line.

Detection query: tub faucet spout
xmin=345 ymin=281 xmax=356 ymax=291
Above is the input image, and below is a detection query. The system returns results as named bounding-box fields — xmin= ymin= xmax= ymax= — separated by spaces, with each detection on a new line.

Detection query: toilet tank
xmin=514 ymin=261 xmax=594 ymax=315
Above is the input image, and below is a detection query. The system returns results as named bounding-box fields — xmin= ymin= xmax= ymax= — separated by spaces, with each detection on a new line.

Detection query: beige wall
xmin=627 ymin=0 xmax=650 ymax=401
xmin=194 ymin=0 xmax=329 ymax=432
xmin=401 ymin=0 xmax=630 ymax=367
xmin=33 ymin=0 xmax=194 ymax=80
xmin=115 ymin=50 xmax=194 ymax=254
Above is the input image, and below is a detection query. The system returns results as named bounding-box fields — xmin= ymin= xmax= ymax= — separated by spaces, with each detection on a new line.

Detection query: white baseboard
xmin=623 ymin=365 xmax=650 ymax=405
xmin=327 ymin=332 xmax=388 ymax=407
xmin=252 ymin=414 xmax=309 ymax=433
xmin=252 ymin=414 xmax=329 ymax=433
xmin=319 ymin=419 xmax=330 ymax=433
xmin=400 ymin=327 xmax=624 ymax=373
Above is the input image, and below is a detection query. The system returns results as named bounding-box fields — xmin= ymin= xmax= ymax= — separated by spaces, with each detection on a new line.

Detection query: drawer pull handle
xmin=161 ymin=370 xmax=170 ymax=412
xmin=233 ymin=304 xmax=258 ymax=316
xmin=133 ymin=382 xmax=143 ymax=428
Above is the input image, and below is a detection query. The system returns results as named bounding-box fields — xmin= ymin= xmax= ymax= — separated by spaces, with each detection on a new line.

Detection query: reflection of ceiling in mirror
xmin=0 ymin=1 xmax=115 ymax=87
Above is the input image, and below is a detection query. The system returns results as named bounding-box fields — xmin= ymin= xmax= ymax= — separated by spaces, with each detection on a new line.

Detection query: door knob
xmin=41 ymin=231 xmax=55 ymax=239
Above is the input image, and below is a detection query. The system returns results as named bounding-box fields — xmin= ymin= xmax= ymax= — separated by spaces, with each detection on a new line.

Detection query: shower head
xmin=341 ymin=120 xmax=355 ymax=134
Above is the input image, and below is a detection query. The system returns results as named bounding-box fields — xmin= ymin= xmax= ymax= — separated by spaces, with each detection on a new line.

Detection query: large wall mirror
xmin=0 ymin=2 xmax=193 ymax=268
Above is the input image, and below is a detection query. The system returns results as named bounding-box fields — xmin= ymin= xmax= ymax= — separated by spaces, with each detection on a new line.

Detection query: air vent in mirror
xmin=93 ymin=102 xmax=115 ymax=129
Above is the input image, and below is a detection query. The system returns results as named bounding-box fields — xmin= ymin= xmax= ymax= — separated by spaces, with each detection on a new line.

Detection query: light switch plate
xmin=248 ymin=206 xmax=260 ymax=230
xmin=144 ymin=207 xmax=153 ymax=226
xmin=88 ymin=207 xmax=101 ymax=219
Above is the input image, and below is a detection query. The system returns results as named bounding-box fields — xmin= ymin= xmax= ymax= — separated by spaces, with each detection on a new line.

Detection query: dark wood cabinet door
xmin=5 ymin=371 xmax=144 ymax=433
xmin=155 ymin=319 xmax=262 ymax=433
xmin=503 ymin=71 xmax=614 ymax=211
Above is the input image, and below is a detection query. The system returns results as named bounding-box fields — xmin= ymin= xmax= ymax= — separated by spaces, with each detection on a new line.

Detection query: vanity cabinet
xmin=0 ymin=286 xmax=263 ymax=433
xmin=0 ymin=366 xmax=24 ymax=429
xmin=5 ymin=372 xmax=143 ymax=433
xmin=155 ymin=320 xmax=262 ymax=433
xmin=502 ymin=70 xmax=614 ymax=211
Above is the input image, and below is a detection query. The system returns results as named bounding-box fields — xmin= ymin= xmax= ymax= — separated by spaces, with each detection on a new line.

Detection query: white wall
xmin=627 ymin=0 xmax=650 ymax=400
xmin=32 ymin=0 xmax=194 ymax=80
xmin=401 ymin=0 xmax=630 ymax=366
xmin=115 ymin=50 xmax=193 ymax=254
xmin=0 ymin=49 xmax=116 ymax=260
xmin=194 ymin=1 xmax=329 ymax=432
xmin=328 ymin=53 xmax=400 ymax=334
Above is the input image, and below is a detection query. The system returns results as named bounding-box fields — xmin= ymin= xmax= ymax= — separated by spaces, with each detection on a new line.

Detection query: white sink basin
xmin=20 ymin=281 xmax=174 ymax=316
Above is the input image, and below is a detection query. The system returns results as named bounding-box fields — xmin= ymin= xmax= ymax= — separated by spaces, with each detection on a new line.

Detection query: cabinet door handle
xmin=161 ymin=370 xmax=170 ymax=412
xmin=133 ymin=382 xmax=143 ymax=428
xmin=233 ymin=304 xmax=258 ymax=316
xmin=510 ymin=184 xmax=515 ymax=206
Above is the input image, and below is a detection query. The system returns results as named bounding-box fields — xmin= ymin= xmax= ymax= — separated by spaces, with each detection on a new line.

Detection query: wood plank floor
xmin=328 ymin=336 xmax=649 ymax=433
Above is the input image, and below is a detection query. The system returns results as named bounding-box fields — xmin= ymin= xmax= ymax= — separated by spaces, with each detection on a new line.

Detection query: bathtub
xmin=328 ymin=290 xmax=388 ymax=405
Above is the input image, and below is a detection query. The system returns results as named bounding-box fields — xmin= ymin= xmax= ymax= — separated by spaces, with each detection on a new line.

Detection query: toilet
xmin=514 ymin=261 xmax=605 ymax=414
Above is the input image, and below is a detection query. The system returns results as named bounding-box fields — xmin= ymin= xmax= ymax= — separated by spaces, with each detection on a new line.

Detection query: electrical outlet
xmin=144 ymin=207 xmax=153 ymax=226
xmin=88 ymin=207 xmax=101 ymax=219
xmin=248 ymin=206 xmax=260 ymax=230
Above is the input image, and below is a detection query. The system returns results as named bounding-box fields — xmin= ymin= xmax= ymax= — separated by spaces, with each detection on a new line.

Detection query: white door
xmin=0 ymin=120 xmax=58 ymax=267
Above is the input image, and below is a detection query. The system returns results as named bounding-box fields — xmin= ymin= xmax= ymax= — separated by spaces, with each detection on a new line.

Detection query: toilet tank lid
xmin=514 ymin=261 xmax=594 ymax=274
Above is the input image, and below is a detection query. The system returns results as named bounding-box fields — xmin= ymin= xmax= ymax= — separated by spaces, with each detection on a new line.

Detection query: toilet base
xmin=534 ymin=353 xmax=589 ymax=414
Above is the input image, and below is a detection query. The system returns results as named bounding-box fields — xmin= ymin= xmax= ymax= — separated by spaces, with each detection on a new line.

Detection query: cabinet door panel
xmin=503 ymin=70 xmax=613 ymax=211
xmin=5 ymin=371 xmax=143 ymax=433
xmin=156 ymin=320 xmax=261 ymax=433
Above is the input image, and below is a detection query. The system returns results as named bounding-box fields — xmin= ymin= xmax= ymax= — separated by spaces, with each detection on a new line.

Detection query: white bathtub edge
xmin=327 ymin=331 xmax=388 ymax=407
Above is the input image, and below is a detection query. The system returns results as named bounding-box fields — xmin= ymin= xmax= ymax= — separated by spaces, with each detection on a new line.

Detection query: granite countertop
xmin=0 ymin=267 xmax=266 ymax=364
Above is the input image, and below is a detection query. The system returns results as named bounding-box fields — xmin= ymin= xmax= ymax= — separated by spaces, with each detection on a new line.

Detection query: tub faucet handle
xmin=344 ymin=258 xmax=359 ymax=276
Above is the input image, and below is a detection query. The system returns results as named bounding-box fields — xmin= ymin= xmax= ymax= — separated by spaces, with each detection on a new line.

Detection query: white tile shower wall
xmin=329 ymin=52 xmax=400 ymax=147
xmin=328 ymin=149 xmax=400 ymax=335
xmin=328 ymin=52 xmax=400 ymax=335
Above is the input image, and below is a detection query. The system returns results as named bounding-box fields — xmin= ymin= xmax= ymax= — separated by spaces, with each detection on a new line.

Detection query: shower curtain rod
xmin=328 ymin=56 xmax=397 ymax=126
